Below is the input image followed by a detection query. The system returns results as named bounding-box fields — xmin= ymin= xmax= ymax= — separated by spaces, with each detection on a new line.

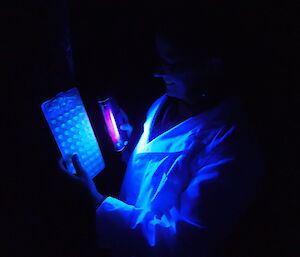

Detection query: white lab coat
xmin=96 ymin=95 xmax=265 ymax=257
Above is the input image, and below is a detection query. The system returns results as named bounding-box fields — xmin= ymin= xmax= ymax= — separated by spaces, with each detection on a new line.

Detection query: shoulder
xmin=186 ymin=97 xmax=264 ymax=167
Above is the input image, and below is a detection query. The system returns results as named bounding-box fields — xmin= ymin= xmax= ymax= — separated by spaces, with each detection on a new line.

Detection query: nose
xmin=153 ymin=73 xmax=166 ymax=78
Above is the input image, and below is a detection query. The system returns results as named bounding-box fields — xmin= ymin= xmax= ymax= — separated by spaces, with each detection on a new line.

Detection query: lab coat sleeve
xmin=96 ymin=195 xmax=176 ymax=252
xmin=95 ymin=124 xmax=264 ymax=256
xmin=96 ymin=196 xmax=169 ymax=256
xmin=174 ymin=124 xmax=265 ymax=256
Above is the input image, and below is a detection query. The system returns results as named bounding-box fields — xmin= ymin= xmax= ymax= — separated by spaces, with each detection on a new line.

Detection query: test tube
xmin=98 ymin=98 xmax=129 ymax=152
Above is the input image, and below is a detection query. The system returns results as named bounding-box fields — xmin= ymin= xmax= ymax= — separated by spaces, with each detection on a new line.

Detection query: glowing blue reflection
xmin=96 ymin=95 xmax=264 ymax=255
xmin=41 ymin=88 xmax=105 ymax=178
xmin=118 ymin=95 xmax=212 ymax=247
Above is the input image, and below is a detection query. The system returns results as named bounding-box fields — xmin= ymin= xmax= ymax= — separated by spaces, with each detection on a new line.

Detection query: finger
xmin=58 ymin=157 xmax=76 ymax=178
xmin=119 ymin=124 xmax=131 ymax=131
xmin=58 ymin=157 xmax=68 ymax=172
xmin=72 ymin=154 xmax=88 ymax=178
xmin=120 ymin=123 xmax=133 ymax=138
xmin=119 ymin=108 xmax=130 ymax=124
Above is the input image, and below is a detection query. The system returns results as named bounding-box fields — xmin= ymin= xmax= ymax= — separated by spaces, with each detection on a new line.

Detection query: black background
xmin=2 ymin=1 xmax=299 ymax=257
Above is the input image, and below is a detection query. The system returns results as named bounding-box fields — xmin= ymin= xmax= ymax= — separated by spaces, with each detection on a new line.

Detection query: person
xmin=59 ymin=12 xmax=266 ymax=257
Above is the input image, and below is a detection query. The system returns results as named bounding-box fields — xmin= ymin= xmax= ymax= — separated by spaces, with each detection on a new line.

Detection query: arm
xmin=67 ymin=124 xmax=264 ymax=256
xmin=95 ymin=156 xmax=237 ymax=257
xmin=95 ymin=125 xmax=265 ymax=257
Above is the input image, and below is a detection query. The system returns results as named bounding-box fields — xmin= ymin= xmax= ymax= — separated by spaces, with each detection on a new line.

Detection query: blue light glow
xmin=94 ymin=95 xmax=265 ymax=256
xmin=41 ymin=88 xmax=105 ymax=178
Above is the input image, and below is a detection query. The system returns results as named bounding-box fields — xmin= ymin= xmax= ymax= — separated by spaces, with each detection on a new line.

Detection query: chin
xmin=166 ymin=90 xmax=176 ymax=97
xmin=166 ymin=91 xmax=184 ymax=101
xmin=165 ymin=84 xmax=186 ymax=100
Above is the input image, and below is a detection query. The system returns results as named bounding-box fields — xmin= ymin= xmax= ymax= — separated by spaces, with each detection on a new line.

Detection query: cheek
xmin=171 ymin=70 xmax=203 ymax=86
xmin=170 ymin=70 xmax=190 ymax=82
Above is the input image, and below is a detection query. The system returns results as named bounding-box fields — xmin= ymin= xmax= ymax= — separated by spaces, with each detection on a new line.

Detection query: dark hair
xmin=153 ymin=9 xmax=229 ymax=60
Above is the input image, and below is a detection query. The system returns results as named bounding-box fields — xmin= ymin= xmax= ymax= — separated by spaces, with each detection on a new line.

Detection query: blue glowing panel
xmin=41 ymin=88 xmax=105 ymax=178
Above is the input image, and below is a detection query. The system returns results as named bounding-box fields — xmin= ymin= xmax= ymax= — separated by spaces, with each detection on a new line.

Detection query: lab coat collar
xmin=136 ymin=94 xmax=242 ymax=154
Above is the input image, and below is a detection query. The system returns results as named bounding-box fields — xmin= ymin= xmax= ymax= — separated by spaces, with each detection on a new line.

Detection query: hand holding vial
xmin=118 ymin=108 xmax=133 ymax=139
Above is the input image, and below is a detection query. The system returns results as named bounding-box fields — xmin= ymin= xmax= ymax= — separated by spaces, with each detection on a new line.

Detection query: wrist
xmin=92 ymin=192 xmax=106 ymax=210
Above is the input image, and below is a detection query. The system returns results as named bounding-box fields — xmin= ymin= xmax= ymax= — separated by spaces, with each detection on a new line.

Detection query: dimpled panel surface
xmin=41 ymin=88 xmax=105 ymax=178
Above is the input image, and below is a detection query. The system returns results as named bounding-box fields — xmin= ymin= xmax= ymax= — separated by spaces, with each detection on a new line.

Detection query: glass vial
xmin=98 ymin=98 xmax=129 ymax=152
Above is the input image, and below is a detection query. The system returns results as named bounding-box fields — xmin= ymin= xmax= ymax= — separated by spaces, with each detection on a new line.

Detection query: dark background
xmin=2 ymin=1 xmax=299 ymax=257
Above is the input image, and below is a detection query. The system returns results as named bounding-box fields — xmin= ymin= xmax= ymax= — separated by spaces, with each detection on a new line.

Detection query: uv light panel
xmin=41 ymin=88 xmax=105 ymax=178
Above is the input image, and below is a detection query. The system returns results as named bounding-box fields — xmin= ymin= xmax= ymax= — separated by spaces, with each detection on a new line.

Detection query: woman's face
xmin=153 ymin=34 xmax=223 ymax=104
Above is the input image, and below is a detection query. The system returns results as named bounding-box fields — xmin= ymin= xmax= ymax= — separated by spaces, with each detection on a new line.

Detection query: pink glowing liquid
xmin=103 ymin=108 xmax=120 ymax=144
